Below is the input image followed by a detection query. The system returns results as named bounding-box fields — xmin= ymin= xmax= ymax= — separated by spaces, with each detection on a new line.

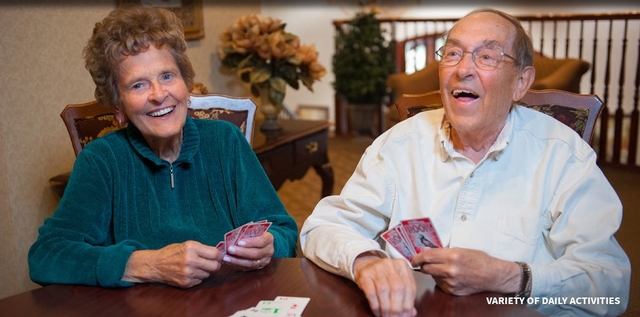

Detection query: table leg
xmin=312 ymin=155 xmax=334 ymax=199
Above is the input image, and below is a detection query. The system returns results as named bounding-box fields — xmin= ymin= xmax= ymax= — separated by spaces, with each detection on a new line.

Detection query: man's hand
xmin=122 ymin=240 xmax=223 ymax=288
xmin=411 ymin=248 xmax=521 ymax=295
xmin=224 ymin=231 xmax=274 ymax=271
xmin=353 ymin=252 xmax=417 ymax=317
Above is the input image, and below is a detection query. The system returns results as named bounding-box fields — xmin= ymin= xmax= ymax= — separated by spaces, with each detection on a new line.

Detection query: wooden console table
xmin=253 ymin=119 xmax=334 ymax=198
xmin=50 ymin=119 xmax=334 ymax=199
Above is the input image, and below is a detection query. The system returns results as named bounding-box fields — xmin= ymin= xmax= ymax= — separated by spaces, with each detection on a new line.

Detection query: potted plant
xmin=332 ymin=9 xmax=394 ymax=136
xmin=218 ymin=13 xmax=327 ymax=133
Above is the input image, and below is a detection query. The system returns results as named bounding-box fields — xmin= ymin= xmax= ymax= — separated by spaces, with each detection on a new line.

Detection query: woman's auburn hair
xmin=83 ymin=6 xmax=195 ymax=108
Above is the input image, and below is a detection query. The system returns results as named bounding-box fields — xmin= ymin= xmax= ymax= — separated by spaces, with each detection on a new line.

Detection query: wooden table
xmin=253 ymin=119 xmax=334 ymax=199
xmin=0 ymin=258 xmax=543 ymax=317
xmin=50 ymin=119 xmax=334 ymax=199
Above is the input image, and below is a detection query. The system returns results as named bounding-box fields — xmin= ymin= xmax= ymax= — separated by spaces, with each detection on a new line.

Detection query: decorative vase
xmin=258 ymin=86 xmax=283 ymax=135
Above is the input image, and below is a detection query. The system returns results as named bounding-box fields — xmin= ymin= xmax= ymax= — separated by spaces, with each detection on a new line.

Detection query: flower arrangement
xmin=217 ymin=13 xmax=327 ymax=106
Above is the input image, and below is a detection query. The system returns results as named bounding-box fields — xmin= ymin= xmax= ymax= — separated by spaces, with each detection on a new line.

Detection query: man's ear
xmin=513 ymin=66 xmax=535 ymax=102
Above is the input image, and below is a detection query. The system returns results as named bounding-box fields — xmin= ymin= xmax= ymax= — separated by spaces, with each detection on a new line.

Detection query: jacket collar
xmin=126 ymin=116 xmax=200 ymax=166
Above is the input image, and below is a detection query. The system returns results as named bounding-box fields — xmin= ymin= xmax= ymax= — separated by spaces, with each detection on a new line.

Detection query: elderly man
xmin=300 ymin=8 xmax=630 ymax=317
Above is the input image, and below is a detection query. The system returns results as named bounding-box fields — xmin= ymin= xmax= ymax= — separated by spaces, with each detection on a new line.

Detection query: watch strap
xmin=515 ymin=261 xmax=532 ymax=298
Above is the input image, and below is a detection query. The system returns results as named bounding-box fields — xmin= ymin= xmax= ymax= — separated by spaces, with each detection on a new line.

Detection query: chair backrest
xmin=60 ymin=94 xmax=257 ymax=157
xmin=395 ymin=90 xmax=443 ymax=121
xmin=518 ymin=89 xmax=603 ymax=144
xmin=187 ymin=94 xmax=257 ymax=145
xmin=60 ymin=100 xmax=124 ymax=157
xmin=394 ymin=89 xmax=603 ymax=143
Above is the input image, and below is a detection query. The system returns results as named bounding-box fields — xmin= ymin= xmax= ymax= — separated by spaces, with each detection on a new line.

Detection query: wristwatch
xmin=515 ymin=261 xmax=532 ymax=299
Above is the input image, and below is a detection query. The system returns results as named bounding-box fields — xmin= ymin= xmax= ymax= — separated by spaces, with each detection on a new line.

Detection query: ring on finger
xmin=253 ymin=259 xmax=261 ymax=269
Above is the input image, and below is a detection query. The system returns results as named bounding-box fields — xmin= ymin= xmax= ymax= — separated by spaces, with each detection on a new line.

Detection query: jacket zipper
xmin=170 ymin=163 xmax=175 ymax=189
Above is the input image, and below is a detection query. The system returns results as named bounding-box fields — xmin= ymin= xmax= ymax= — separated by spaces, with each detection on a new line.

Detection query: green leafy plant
xmin=332 ymin=11 xmax=394 ymax=104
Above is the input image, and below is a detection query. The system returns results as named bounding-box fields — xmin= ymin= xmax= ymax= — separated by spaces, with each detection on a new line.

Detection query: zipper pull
xmin=170 ymin=164 xmax=175 ymax=189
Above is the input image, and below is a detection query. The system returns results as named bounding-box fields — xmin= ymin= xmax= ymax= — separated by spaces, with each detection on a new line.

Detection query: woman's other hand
xmin=122 ymin=240 xmax=223 ymax=288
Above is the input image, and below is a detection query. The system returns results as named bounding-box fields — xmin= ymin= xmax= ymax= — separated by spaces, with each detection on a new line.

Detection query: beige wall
xmin=0 ymin=0 xmax=257 ymax=299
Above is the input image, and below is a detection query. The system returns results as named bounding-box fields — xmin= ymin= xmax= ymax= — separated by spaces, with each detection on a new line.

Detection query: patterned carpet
xmin=276 ymin=136 xmax=639 ymax=316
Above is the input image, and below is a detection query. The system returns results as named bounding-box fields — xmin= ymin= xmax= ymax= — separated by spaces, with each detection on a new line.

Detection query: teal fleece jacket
xmin=29 ymin=117 xmax=298 ymax=287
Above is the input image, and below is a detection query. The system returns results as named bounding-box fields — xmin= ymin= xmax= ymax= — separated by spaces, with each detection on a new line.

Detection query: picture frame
xmin=297 ymin=105 xmax=329 ymax=121
xmin=117 ymin=0 xmax=204 ymax=40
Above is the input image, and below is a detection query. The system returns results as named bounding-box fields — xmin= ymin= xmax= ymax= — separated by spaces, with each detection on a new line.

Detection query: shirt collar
xmin=438 ymin=109 xmax=514 ymax=162
xmin=126 ymin=116 xmax=200 ymax=166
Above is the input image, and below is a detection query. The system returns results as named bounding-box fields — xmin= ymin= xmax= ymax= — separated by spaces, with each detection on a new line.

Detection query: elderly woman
xmin=29 ymin=6 xmax=297 ymax=288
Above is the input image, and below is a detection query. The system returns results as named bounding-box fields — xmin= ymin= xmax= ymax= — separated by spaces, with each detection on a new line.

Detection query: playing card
xmin=228 ymin=307 xmax=273 ymax=316
xmin=237 ymin=222 xmax=272 ymax=244
xmin=273 ymin=296 xmax=309 ymax=316
xmin=225 ymin=226 xmax=245 ymax=248
xmin=400 ymin=217 xmax=442 ymax=252
xmin=381 ymin=226 xmax=415 ymax=260
xmin=216 ymin=241 xmax=226 ymax=256
xmin=255 ymin=300 xmax=289 ymax=316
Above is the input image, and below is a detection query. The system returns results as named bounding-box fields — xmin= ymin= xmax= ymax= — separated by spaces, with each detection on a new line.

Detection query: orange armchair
xmin=531 ymin=55 xmax=590 ymax=93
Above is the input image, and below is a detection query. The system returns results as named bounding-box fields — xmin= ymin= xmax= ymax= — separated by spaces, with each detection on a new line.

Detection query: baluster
xmin=628 ymin=23 xmax=640 ymax=167
xmin=615 ymin=19 xmax=628 ymax=165
xmin=552 ymin=20 xmax=557 ymax=58
xmin=595 ymin=20 xmax=609 ymax=160
xmin=539 ymin=21 xmax=545 ymax=54
xmin=603 ymin=19 xmax=618 ymax=163
xmin=564 ymin=20 xmax=571 ymax=58
xmin=578 ymin=20 xmax=584 ymax=61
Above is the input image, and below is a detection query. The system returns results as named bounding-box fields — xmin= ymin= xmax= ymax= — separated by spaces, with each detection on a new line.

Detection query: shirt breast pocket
xmin=492 ymin=215 xmax=543 ymax=261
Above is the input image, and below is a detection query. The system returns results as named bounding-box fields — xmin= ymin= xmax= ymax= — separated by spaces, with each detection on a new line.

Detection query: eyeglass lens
xmin=437 ymin=45 xmax=505 ymax=69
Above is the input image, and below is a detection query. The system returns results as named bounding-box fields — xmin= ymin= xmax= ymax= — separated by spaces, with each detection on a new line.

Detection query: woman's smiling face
xmin=117 ymin=44 xmax=189 ymax=145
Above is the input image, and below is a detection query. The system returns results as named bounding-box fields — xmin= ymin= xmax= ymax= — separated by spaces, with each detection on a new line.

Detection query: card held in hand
xmin=381 ymin=226 xmax=415 ymax=260
xmin=400 ymin=218 xmax=442 ymax=253
xmin=220 ymin=220 xmax=273 ymax=255
xmin=382 ymin=217 xmax=442 ymax=260
xmin=237 ymin=222 xmax=272 ymax=243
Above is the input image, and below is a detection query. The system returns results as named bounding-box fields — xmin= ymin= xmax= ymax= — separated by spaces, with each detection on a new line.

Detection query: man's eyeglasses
xmin=436 ymin=45 xmax=517 ymax=70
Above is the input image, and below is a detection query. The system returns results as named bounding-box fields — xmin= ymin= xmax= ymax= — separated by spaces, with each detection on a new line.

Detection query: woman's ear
xmin=513 ymin=66 xmax=535 ymax=102
xmin=113 ymin=106 xmax=128 ymax=128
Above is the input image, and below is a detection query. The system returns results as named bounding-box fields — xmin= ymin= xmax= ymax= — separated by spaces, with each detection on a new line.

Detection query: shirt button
xmin=461 ymin=214 xmax=467 ymax=221
xmin=469 ymin=172 xmax=475 ymax=178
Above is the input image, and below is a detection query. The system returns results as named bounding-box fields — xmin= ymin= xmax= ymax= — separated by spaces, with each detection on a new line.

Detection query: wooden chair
xmin=519 ymin=89 xmax=603 ymax=144
xmin=394 ymin=90 xmax=443 ymax=121
xmin=60 ymin=94 xmax=257 ymax=157
xmin=60 ymin=100 xmax=124 ymax=157
xmin=394 ymin=89 xmax=603 ymax=144
xmin=187 ymin=94 xmax=257 ymax=145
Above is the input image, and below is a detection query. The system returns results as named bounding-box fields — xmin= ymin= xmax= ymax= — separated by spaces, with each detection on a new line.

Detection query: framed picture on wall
xmin=117 ymin=0 xmax=204 ymax=40
xmin=297 ymin=105 xmax=329 ymax=121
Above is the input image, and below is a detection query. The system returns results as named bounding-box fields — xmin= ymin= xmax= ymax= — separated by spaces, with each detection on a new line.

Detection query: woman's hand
xmin=223 ymin=231 xmax=275 ymax=270
xmin=122 ymin=240 xmax=223 ymax=288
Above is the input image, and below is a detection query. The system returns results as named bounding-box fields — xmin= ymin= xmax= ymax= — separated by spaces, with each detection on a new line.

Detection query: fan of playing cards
xmin=381 ymin=217 xmax=442 ymax=260
xmin=217 ymin=220 xmax=272 ymax=257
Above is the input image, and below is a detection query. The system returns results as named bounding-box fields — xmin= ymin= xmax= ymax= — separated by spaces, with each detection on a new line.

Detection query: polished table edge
xmin=0 ymin=258 xmax=543 ymax=317
xmin=252 ymin=119 xmax=331 ymax=154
